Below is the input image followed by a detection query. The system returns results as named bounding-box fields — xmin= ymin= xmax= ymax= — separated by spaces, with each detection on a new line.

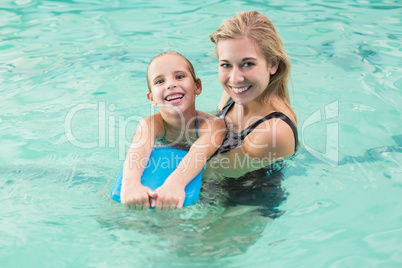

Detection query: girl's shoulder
xmin=140 ymin=112 xmax=164 ymax=125
xmin=137 ymin=112 xmax=165 ymax=136
xmin=196 ymin=110 xmax=226 ymax=131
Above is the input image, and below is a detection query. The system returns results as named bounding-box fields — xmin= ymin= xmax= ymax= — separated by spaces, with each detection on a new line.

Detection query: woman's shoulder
xmin=269 ymin=96 xmax=297 ymax=126
xmin=242 ymin=100 xmax=297 ymax=160
xmin=217 ymin=91 xmax=231 ymax=110
xmin=242 ymin=117 xmax=296 ymax=161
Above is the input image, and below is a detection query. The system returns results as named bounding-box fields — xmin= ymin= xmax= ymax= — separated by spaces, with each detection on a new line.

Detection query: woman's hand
xmin=153 ymin=181 xmax=186 ymax=210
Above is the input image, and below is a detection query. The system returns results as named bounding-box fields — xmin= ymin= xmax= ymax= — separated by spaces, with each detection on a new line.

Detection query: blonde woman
xmin=204 ymin=11 xmax=298 ymax=216
xmin=208 ymin=11 xmax=298 ymax=178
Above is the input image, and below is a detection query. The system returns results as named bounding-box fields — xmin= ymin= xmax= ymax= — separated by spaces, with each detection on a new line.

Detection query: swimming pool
xmin=1 ymin=0 xmax=401 ymax=266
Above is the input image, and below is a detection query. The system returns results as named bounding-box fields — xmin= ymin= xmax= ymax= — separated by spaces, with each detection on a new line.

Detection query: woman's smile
xmin=217 ymin=37 xmax=275 ymax=105
xmin=229 ymin=85 xmax=252 ymax=95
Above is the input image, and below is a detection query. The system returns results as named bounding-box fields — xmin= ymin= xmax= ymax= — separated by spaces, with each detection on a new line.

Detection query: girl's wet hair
xmin=146 ymin=51 xmax=197 ymax=92
xmin=210 ymin=11 xmax=291 ymax=105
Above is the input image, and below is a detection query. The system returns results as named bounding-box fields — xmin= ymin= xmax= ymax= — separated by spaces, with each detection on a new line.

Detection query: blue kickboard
xmin=111 ymin=147 xmax=204 ymax=207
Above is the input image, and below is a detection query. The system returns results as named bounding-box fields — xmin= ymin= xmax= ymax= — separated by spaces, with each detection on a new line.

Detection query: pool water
xmin=1 ymin=0 xmax=401 ymax=267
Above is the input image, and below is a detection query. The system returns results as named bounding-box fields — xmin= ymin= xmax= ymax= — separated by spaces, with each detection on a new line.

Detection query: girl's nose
xmin=230 ymin=67 xmax=244 ymax=84
xmin=166 ymin=80 xmax=176 ymax=90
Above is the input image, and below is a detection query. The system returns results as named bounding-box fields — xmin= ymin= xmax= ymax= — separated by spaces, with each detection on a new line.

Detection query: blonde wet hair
xmin=146 ymin=51 xmax=197 ymax=92
xmin=210 ymin=11 xmax=292 ymax=107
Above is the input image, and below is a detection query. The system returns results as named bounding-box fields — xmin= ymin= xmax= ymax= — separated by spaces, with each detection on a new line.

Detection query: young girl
xmin=120 ymin=51 xmax=226 ymax=210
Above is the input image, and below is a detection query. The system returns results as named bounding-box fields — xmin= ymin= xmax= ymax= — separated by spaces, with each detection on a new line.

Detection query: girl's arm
xmin=120 ymin=114 xmax=164 ymax=208
xmin=153 ymin=116 xmax=226 ymax=210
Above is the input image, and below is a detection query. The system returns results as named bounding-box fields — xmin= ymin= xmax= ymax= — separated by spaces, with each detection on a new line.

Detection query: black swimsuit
xmin=201 ymin=98 xmax=298 ymax=218
xmin=211 ymin=98 xmax=298 ymax=158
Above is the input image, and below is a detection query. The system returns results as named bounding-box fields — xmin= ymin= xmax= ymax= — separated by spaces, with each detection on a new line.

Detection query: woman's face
xmin=216 ymin=37 xmax=278 ymax=106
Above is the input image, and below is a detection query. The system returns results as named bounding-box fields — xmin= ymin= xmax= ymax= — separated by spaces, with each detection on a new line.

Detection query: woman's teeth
xmin=231 ymin=86 xmax=249 ymax=93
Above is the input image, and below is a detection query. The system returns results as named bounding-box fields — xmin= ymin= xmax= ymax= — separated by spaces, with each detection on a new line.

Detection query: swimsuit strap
xmin=163 ymin=120 xmax=168 ymax=136
xmin=217 ymin=97 xmax=298 ymax=153
xmin=195 ymin=116 xmax=199 ymax=138
xmin=216 ymin=98 xmax=235 ymax=120
xmin=239 ymin=112 xmax=298 ymax=153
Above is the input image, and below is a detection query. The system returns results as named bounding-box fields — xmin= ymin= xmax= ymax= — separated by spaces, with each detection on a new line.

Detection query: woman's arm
xmin=153 ymin=116 xmax=226 ymax=210
xmin=120 ymin=114 xmax=164 ymax=208
xmin=208 ymin=118 xmax=295 ymax=178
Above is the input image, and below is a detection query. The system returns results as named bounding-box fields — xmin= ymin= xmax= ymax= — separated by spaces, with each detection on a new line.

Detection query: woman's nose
xmin=230 ymin=67 xmax=244 ymax=84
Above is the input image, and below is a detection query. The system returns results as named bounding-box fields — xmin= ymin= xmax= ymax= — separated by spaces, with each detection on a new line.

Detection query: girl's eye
xmin=176 ymin=74 xmax=185 ymax=79
xmin=155 ymin=79 xmax=164 ymax=85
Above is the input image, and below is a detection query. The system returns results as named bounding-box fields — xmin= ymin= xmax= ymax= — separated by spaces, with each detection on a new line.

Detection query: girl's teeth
xmin=166 ymin=94 xmax=183 ymax=101
xmin=232 ymin=86 xmax=249 ymax=93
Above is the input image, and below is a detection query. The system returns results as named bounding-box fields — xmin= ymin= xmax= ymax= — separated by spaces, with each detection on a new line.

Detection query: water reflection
xmin=100 ymin=165 xmax=288 ymax=258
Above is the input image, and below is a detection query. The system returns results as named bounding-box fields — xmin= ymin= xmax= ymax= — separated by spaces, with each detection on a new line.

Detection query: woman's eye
xmin=220 ymin=63 xmax=231 ymax=68
xmin=243 ymin=62 xmax=255 ymax=67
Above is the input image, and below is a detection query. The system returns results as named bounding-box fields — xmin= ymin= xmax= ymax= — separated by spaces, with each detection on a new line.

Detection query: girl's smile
xmin=147 ymin=54 xmax=201 ymax=113
xmin=164 ymin=92 xmax=184 ymax=103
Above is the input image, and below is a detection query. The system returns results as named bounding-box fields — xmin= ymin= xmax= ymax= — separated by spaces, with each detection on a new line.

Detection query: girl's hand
xmin=153 ymin=182 xmax=186 ymax=210
xmin=120 ymin=182 xmax=153 ymax=209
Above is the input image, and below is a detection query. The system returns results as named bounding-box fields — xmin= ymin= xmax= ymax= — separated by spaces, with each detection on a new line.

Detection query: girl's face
xmin=216 ymin=37 xmax=278 ymax=106
xmin=147 ymin=54 xmax=201 ymax=114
